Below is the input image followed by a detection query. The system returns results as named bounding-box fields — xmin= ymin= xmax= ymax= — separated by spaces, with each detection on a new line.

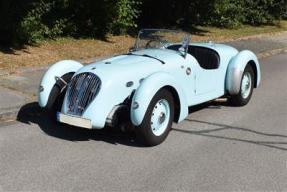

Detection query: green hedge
xmin=212 ymin=0 xmax=287 ymax=28
xmin=0 ymin=0 xmax=141 ymax=44
xmin=138 ymin=0 xmax=287 ymax=28
xmin=0 ymin=0 xmax=286 ymax=45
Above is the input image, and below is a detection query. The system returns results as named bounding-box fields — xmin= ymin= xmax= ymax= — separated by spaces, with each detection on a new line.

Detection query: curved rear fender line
xmin=130 ymin=72 xmax=189 ymax=126
xmin=226 ymin=50 xmax=261 ymax=95
xmin=38 ymin=60 xmax=83 ymax=108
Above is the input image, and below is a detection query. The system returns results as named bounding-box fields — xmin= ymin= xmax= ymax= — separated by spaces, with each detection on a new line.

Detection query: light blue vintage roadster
xmin=38 ymin=29 xmax=261 ymax=146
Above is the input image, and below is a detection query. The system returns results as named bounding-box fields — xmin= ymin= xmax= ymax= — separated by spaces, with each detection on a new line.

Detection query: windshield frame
xmin=133 ymin=29 xmax=191 ymax=54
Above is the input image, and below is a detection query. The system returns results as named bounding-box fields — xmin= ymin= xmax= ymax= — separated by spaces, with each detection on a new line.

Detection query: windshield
xmin=134 ymin=29 xmax=190 ymax=51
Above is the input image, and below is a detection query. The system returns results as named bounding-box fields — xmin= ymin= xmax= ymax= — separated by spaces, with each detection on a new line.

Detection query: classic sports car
xmin=38 ymin=29 xmax=261 ymax=146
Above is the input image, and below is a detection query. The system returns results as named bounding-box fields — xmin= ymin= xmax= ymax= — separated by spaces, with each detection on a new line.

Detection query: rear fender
xmin=226 ymin=50 xmax=261 ymax=95
xmin=38 ymin=60 xmax=83 ymax=108
xmin=131 ymin=72 xmax=189 ymax=126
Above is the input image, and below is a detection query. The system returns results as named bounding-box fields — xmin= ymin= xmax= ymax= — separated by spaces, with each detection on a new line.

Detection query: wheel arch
xmin=226 ymin=50 xmax=261 ymax=95
xmin=130 ymin=72 xmax=189 ymax=126
xmin=38 ymin=60 xmax=83 ymax=108
xmin=45 ymin=72 xmax=75 ymax=110
xmin=163 ymin=85 xmax=181 ymax=122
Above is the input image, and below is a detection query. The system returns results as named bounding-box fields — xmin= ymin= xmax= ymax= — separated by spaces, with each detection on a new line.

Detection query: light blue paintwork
xmin=38 ymin=60 xmax=83 ymax=107
xmin=38 ymin=42 xmax=261 ymax=129
xmin=131 ymin=72 xmax=188 ymax=126
xmin=226 ymin=50 xmax=261 ymax=95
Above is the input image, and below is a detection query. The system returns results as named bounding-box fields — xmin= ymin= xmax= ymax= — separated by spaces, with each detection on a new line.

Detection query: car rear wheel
xmin=229 ymin=64 xmax=254 ymax=106
xmin=135 ymin=89 xmax=174 ymax=146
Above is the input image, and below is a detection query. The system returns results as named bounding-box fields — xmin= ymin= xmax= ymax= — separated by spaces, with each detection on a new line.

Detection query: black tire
xmin=229 ymin=64 xmax=254 ymax=106
xmin=45 ymin=73 xmax=74 ymax=122
xmin=135 ymin=89 xmax=174 ymax=146
xmin=45 ymin=85 xmax=64 ymax=122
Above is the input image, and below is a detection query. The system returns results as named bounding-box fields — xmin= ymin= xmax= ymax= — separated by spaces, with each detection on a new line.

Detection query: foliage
xmin=0 ymin=0 xmax=286 ymax=45
xmin=212 ymin=0 xmax=244 ymax=28
xmin=20 ymin=1 xmax=66 ymax=43
xmin=0 ymin=0 xmax=33 ymax=45
xmin=112 ymin=0 xmax=141 ymax=34
xmin=212 ymin=0 xmax=287 ymax=28
xmin=138 ymin=0 xmax=216 ymax=29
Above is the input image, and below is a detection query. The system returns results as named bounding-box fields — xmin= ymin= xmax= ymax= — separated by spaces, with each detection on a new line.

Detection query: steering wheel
xmin=145 ymin=39 xmax=167 ymax=49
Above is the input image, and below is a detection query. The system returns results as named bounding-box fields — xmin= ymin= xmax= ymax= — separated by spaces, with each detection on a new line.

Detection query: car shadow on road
xmin=173 ymin=119 xmax=287 ymax=151
xmin=175 ymin=100 xmax=287 ymax=151
xmin=17 ymin=101 xmax=287 ymax=150
xmin=17 ymin=102 xmax=141 ymax=147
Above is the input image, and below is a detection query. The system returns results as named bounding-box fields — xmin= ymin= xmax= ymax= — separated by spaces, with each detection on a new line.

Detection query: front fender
xmin=226 ymin=50 xmax=261 ymax=95
xmin=131 ymin=72 xmax=189 ymax=126
xmin=38 ymin=60 xmax=83 ymax=107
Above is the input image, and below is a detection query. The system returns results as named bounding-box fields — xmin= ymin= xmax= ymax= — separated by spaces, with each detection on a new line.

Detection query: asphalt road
xmin=0 ymin=53 xmax=286 ymax=191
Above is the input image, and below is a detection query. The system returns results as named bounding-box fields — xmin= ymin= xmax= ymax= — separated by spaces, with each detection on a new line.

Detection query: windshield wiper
xmin=125 ymin=53 xmax=165 ymax=64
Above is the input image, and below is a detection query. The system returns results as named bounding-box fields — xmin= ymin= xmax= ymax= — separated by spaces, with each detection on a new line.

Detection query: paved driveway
xmin=0 ymin=53 xmax=286 ymax=191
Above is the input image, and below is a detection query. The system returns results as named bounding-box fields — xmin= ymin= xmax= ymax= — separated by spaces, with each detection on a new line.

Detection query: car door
xmin=194 ymin=65 xmax=218 ymax=95
xmin=188 ymin=46 xmax=221 ymax=103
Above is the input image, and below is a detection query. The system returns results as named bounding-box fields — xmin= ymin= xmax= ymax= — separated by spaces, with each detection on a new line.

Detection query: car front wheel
xmin=45 ymin=73 xmax=74 ymax=122
xmin=135 ymin=89 xmax=174 ymax=146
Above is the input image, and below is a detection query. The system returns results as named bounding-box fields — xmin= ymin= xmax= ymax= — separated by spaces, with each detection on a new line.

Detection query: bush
xmin=0 ymin=0 xmax=286 ymax=45
xmin=0 ymin=0 xmax=34 ymax=45
xmin=20 ymin=1 xmax=66 ymax=43
xmin=111 ymin=0 xmax=142 ymax=34
xmin=242 ymin=0 xmax=286 ymax=25
xmin=211 ymin=0 xmax=287 ymax=28
xmin=212 ymin=0 xmax=244 ymax=28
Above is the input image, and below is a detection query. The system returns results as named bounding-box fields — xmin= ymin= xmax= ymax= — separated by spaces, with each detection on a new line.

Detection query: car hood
xmin=61 ymin=49 xmax=185 ymax=127
xmin=74 ymin=49 xmax=184 ymax=84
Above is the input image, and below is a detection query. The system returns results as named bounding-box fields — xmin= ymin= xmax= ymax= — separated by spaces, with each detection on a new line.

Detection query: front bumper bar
xmin=57 ymin=112 xmax=92 ymax=129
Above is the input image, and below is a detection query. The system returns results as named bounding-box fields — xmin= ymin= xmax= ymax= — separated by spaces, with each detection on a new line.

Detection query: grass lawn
xmin=1 ymin=20 xmax=287 ymax=72
xmin=195 ymin=20 xmax=287 ymax=41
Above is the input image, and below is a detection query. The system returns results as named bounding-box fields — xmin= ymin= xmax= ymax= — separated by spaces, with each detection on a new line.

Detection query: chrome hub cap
xmin=241 ymin=72 xmax=252 ymax=99
xmin=151 ymin=99 xmax=170 ymax=136
xmin=158 ymin=112 xmax=166 ymax=124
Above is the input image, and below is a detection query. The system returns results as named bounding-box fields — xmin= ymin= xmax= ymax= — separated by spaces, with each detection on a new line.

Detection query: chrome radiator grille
xmin=66 ymin=72 xmax=101 ymax=116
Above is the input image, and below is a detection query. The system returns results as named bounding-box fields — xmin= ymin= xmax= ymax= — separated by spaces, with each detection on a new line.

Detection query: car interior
xmin=167 ymin=45 xmax=220 ymax=70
